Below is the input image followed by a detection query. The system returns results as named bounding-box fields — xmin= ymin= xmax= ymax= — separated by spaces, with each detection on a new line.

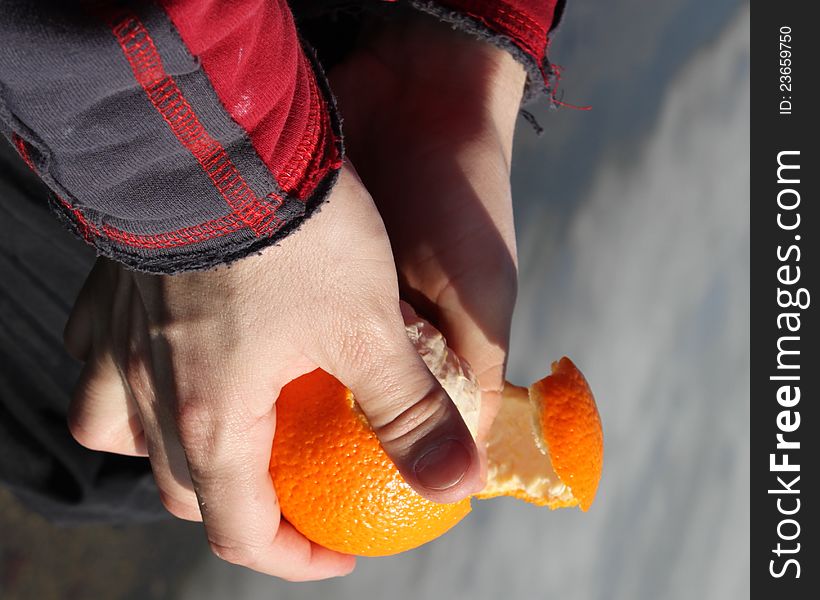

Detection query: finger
xmin=146 ymin=421 xmax=204 ymax=523
xmin=211 ymin=519 xmax=356 ymax=582
xmin=171 ymin=367 xmax=354 ymax=578
xmin=67 ymin=349 xmax=147 ymax=457
xmin=323 ymin=304 xmax=482 ymax=504
xmin=433 ymin=297 xmax=510 ymax=448
xmin=141 ymin=405 xmax=203 ymax=523
xmin=398 ymin=300 xmax=501 ymax=481
xmin=114 ymin=282 xmax=203 ymax=522
xmin=64 ymin=260 xmax=112 ymax=362
xmin=134 ymin=259 xmax=353 ymax=577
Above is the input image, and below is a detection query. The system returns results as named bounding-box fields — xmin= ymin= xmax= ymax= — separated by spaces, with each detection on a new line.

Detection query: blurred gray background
xmin=0 ymin=0 xmax=749 ymax=598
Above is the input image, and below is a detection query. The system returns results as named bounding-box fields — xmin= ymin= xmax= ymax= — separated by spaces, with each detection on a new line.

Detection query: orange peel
xmin=270 ymin=317 xmax=603 ymax=556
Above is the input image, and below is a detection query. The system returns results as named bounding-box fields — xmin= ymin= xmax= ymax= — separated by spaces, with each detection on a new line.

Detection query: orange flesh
xmin=269 ymin=316 xmax=603 ymax=556
xmin=476 ymin=383 xmax=578 ymax=509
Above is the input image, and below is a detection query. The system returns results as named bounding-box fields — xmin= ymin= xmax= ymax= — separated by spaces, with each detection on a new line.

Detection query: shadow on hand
xmin=330 ymin=42 xmax=520 ymax=358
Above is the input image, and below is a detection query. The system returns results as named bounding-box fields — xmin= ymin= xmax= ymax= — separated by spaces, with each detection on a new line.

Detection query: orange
xmin=269 ymin=318 xmax=603 ymax=557
xmin=475 ymin=358 xmax=603 ymax=512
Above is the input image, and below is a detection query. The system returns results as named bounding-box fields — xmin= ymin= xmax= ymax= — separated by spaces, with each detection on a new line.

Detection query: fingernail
xmin=413 ymin=439 xmax=471 ymax=491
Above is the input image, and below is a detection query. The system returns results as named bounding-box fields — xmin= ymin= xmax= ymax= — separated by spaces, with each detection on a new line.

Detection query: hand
xmin=330 ymin=12 xmax=526 ymax=468
xmin=63 ymin=166 xmax=481 ymax=580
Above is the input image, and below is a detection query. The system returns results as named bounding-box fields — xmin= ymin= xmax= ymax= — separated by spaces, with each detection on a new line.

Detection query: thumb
xmin=324 ymin=309 xmax=482 ymax=504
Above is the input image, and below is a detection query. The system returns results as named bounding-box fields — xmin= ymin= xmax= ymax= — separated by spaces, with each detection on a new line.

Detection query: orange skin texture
xmin=270 ymin=369 xmax=471 ymax=557
xmin=533 ymin=358 xmax=603 ymax=511
xmin=270 ymin=356 xmax=603 ymax=556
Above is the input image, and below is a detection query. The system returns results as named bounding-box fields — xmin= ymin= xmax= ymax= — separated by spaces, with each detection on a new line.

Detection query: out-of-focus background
xmin=0 ymin=0 xmax=749 ymax=598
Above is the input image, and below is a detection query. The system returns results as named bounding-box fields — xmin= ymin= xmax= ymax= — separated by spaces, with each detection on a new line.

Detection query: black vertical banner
xmin=751 ymin=1 xmax=818 ymax=597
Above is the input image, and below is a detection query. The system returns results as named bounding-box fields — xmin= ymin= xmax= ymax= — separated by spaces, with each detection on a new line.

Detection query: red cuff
xmin=430 ymin=0 xmax=560 ymax=65
xmin=403 ymin=0 xmax=563 ymax=99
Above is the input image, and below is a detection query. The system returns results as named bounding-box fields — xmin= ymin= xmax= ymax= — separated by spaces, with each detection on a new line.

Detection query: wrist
xmin=358 ymin=9 xmax=526 ymax=125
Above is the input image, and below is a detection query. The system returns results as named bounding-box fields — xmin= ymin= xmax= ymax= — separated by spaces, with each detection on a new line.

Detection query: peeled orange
xmin=269 ymin=315 xmax=603 ymax=557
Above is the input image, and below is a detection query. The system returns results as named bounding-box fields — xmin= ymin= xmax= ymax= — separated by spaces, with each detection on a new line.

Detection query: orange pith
xmin=269 ymin=326 xmax=603 ymax=556
xmin=532 ymin=357 xmax=603 ymax=511
xmin=269 ymin=369 xmax=471 ymax=557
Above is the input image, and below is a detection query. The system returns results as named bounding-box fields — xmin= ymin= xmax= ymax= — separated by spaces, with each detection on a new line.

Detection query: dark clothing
xmin=0 ymin=0 xmax=563 ymax=274
xmin=0 ymin=139 xmax=162 ymax=522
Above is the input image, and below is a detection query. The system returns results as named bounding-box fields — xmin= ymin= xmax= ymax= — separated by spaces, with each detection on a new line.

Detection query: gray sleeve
xmin=0 ymin=0 xmax=343 ymax=273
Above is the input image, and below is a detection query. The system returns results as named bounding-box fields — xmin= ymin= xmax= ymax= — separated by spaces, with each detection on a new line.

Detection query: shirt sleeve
xmin=0 ymin=0 xmax=343 ymax=274
xmin=292 ymin=0 xmax=566 ymax=102
xmin=406 ymin=0 xmax=566 ymax=100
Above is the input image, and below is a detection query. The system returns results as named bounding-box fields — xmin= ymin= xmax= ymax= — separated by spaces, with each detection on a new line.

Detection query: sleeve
xmin=292 ymin=0 xmax=566 ymax=101
xmin=401 ymin=0 xmax=566 ymax=100
xmin=0 ymin=0 xmax=343 ymax=274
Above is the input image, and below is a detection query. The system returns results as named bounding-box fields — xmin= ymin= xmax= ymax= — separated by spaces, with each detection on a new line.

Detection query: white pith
xmin=405 ymin=316 xmax=575 ymax=505
xmin=405 ymin=317 xmax=481 ymax=439
xmin=481 ymin=385 xmax=574 ymax=504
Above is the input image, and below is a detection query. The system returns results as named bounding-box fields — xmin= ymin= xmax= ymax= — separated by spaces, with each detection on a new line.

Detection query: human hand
xmin=63 ymin=166 xmax=481 ymax=580
xmin=329 ymin=12 xmax=526 ymax=469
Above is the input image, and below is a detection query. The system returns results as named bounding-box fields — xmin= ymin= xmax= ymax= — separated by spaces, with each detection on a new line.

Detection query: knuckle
xmin=335 ymin=328 xmax=374 ymax=373
xmin=158 ymin=490 xmax=201 ymax=521
xmin=208 ymin=540 xmax=262 ymax=569
xmin=173 ymin=393 xmax=264 ymax=476
xmin=373 ymin=387 xmax=448 ymax=445
xmin=474 ymin=362 xmax=506 ymax=393
xmin=174 ymin=399 xmax=214 ymax=452
xmin=335 ymin=313 xmax=402 ymax=375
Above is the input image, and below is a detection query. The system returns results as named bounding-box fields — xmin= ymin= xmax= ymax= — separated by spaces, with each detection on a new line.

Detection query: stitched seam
xmin=56 ymin=197 xmax=101 ymax=242
xmin=495 ymin=4 xmax=546 ymax=35
xmin=11 ymin=133 xmax=98 ymax=243
xmin=448 ymin=0 xmax=548 ymax=37
xmin=425 ymin=0 xmax=550 ymax=80
xmin=290 ymin=77 xmax=335 ymax=197
xmin=11 ymin=132 xmax=36 ymax=171
xmin=106 ymin=11 xmax=283 ymax=237
xmin=275 ymin=52 xmax=341 ymax=199
xmin=103 ymin=213 xmax=243 ymax=249
xmin=304 ymin=63 xmax=344 ymax=192
xmin=276 ymin=55 xmax=323 ymax=195
xmin=16 ymin=7 xmax=339 ymax=257
xmin=474 ymin=6 xmax=545 ymax=56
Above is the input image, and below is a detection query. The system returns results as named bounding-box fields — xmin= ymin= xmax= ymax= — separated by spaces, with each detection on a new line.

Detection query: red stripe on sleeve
xmin=435 ymin=0 xmax=559 ymax=79
xmin=159 ymin=0 xmax=340 ymax=199
xmin=11 ymin=133 xmax=99 ymax=243
xmin=106 ymin=11 xmax=284 ymax=237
